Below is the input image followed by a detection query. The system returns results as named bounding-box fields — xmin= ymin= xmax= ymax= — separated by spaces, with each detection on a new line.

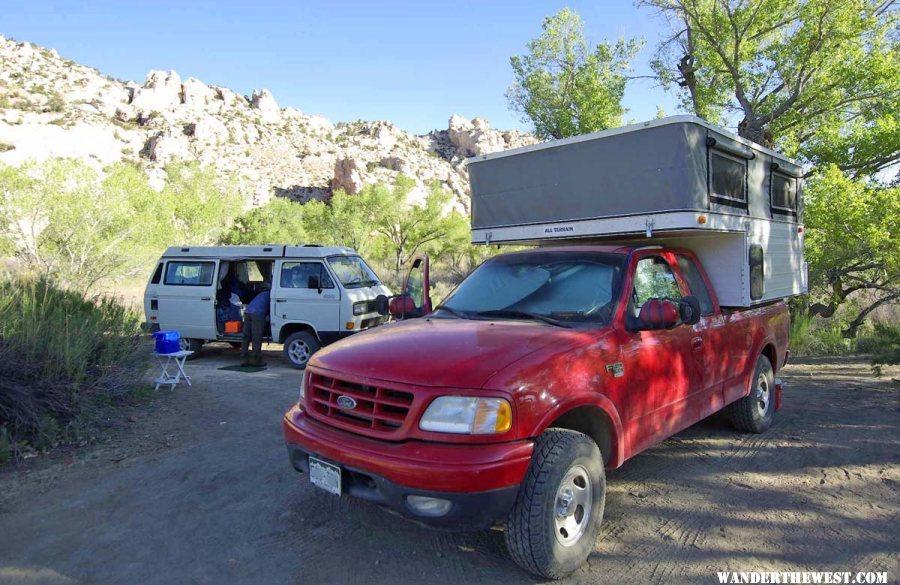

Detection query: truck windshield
xmin=327 ymin=256 xmax=381 ymax=289
xmin=439 ymin=251 xmax=625 ymax=325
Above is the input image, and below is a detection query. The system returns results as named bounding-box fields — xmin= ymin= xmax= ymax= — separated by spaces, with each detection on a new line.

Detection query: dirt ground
xmin=0 ymin=347 xmax=897 ymax=585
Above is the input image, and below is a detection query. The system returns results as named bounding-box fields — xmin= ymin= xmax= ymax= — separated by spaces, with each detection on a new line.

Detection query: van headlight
xmin=353 ymin=301 xmax=370 ymax=315
xmin=419 ymin=396 xmax=512 ymax=434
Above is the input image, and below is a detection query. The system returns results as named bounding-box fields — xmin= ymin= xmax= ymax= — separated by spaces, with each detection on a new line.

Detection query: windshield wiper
xmin=473 ymin=309 xmax=571 ymax=328
xmin=433 ymin=305 xmax=470 ymax=319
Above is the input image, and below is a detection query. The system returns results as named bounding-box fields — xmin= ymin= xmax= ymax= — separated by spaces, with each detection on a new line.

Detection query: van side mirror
xmin=634 ymin=298 xmax=680 ymax=330
xmin=679 ymin=296 xmax=702 ymax=325
xmin=307 ymin=274 xmax=321 ymax=291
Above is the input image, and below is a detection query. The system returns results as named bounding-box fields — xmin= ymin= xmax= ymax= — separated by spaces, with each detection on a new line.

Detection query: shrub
xmin=0 ymin=276 xmax=148 ymax=461
xmin=46 ymin=92 xmax=65 ymax=113
xmin=0 ymin=142 xmax=14 ymax=152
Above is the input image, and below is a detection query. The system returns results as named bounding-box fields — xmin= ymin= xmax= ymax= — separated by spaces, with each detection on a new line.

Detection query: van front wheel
xmin=179 ymin=338 xmax=203 ymax=360
xmin=283 ymin=332 xmax=319 ymax=369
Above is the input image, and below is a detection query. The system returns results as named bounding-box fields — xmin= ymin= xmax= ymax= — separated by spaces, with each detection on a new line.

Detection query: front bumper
xmin=282 ymin=405 xmax=533 ymax=530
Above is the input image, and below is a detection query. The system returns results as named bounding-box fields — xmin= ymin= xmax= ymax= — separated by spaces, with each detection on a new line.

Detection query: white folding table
xmin=153 ymin=350 xmax=193 ymax=390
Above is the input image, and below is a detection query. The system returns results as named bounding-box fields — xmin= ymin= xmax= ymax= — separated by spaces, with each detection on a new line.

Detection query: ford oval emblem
xmin=336 ymin=395 xmax=357 ymax=410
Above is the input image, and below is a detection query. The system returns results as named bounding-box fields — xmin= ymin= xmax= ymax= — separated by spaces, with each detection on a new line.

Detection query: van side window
xmin=676 ymin=255 xmax=714 ymax=315
xmin=164 ymin=261 xmax=215 ymax=286
xmin=632 ymin=256 xmax=681 ymax=315
xmin=281 ymin=262 xmax=335 ymax=289
xmin=151 ymin=263 xmax=163 ymax=284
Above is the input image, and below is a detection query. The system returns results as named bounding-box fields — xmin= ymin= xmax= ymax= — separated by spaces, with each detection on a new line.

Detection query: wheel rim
xmin=288 ymin=339 xmax=310 ymax=365
xmin=756 ymin=373 xmax=770 ymax=416
xmin=554 ymin=464 xmax=593 ymax=547
xmin=178 ymin=337 xmax=190 ymax=351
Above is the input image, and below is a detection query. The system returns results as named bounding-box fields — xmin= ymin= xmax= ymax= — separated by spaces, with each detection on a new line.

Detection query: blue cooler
xmin=154 ymin=330 xmax=181 ymax=354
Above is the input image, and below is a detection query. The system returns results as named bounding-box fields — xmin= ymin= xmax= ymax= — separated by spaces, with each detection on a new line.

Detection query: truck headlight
xmin=419 ymin=396 xmax=512 ymax=434
xmin=353 ymin=301 xmax=368 ymax=316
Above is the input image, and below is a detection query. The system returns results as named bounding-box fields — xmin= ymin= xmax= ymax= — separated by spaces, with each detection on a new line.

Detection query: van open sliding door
xmin=156 ymin=259 xmax=219 ymax=340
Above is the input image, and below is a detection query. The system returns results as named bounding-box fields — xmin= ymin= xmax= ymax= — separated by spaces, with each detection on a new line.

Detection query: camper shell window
xmin=165 ymin=261 xmax=215 ymax=286
xmin=709 ymin=149 xmax=748 ymax=208
xmin=770 ymin=170 xmax=798 ymax=216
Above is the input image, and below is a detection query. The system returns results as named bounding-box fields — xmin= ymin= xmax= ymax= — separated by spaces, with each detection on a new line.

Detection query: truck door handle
xmin=691 ymin=337 xmax=704 ymax=352
xmin=201 ymin=297 xmax=211 ymax=301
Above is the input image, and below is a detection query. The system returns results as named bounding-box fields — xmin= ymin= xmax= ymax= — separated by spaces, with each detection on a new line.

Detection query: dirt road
xmin=1 ymin=348 xmax=897 ymax=584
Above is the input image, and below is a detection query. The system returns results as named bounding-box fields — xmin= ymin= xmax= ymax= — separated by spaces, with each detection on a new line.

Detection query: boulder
xmin=447 ymin=114 xmax=506 ymax=158
xmin=181 ymin=77 xmax=215 ymax=109
xmin=250 ymin=89 xmax=280 ymax=123
xmin=141 ymin=130 xmax=191 ymax=163
xmin=332 ymin=157 xmax=364 ymax=195
xmin=130 ymin=70 xmax=182 ymax=112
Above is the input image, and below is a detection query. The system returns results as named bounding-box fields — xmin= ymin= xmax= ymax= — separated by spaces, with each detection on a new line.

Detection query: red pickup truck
xmin=282 ymin=245 xmax=789 ymax=578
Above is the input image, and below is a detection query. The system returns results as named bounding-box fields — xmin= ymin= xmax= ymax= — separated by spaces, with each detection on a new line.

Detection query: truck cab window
xmin=676 ymin=256 xmax=714 ymax=315
xmin=632 ymin=257 xmax=681 ymax=315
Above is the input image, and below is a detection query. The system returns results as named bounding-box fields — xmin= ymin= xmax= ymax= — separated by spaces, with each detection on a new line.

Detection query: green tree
xmin=222 ymin=197 xmax=306 ymax=245
xmin=507 ymin=8 xmax=642 ymax=139
xmin=303 ymin=185 xmax=392 ymax=256
xmin=804 ymin=166 xmax=899 ymax=337
xmin=163 ymin=162 xmax=241 ymax=245
xmin=0 ymin=159 xmax=172 ymax=289
xmin=370 ymin=178 xmax=461 ymax=288
xmin=642 ymin=0 xmax=899 ymax=174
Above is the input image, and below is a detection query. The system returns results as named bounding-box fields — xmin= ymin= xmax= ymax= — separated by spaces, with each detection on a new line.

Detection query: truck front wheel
xmin=505 ymin=429 xmax=606 ymax=579
xmin=728 ymin=354 xmax=775 ymax=433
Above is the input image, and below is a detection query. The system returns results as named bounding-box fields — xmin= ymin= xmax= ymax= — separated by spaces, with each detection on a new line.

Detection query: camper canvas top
xmin=466 ymin=115 xmax=804 ymax=245
xmin=162 ymin=245 xmax=359 ymax=259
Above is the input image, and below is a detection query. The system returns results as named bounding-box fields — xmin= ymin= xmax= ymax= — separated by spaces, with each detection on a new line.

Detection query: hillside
xmin=0 ymin=34 xmax=537 ymax=211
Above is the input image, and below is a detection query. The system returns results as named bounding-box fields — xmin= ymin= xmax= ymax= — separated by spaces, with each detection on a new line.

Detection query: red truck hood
xmin=310 ymin=318 xmax=579 ymax=389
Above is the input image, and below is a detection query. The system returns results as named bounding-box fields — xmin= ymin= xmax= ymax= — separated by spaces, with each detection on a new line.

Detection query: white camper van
xmin=144 ymin=245 xmax=391 ymax=368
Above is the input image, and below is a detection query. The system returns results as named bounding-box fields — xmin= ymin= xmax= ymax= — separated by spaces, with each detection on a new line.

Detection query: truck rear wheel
xmin=728 ymin=354 xmax=775 ymax=433
xmin=505 ymin=429 xmax=605 ymax=579
xmin=283 ymin=331 xmax=319 ymax=369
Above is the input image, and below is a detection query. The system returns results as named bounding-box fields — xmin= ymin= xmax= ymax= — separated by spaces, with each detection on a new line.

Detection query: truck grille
xmin=308 ymin=373 xmax=414 ymax=437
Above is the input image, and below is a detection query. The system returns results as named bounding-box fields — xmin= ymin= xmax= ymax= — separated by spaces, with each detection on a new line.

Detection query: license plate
xmin=309 ymin=456 xmax=342 ymax=496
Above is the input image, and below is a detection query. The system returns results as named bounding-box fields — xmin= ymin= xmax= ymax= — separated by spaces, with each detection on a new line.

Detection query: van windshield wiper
xmin=473 ymin=309 xmax=571 ymax=328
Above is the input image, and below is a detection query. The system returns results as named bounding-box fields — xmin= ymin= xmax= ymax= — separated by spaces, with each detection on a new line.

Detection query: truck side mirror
xmin=389 ymin=295 xmax=416 ymax=318
xmin=679 ymin=296 xmax=702 ymax=325
xmin=635 ymin=298 xmax=680 ymax=330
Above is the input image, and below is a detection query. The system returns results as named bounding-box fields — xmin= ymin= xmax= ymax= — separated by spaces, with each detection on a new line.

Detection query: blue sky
xmin=1 ymin=0 xmax=681 ymax=135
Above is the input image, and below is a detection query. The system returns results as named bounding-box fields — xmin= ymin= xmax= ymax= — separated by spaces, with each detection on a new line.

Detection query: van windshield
xmin=327 ymin=256 xmax=381 ymax=289
xmin=438 ymin=251 xmax=625 ymax=326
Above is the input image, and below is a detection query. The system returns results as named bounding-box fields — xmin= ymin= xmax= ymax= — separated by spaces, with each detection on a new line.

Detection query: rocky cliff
xmin=0 ymin=35 xmax=537 ymax=211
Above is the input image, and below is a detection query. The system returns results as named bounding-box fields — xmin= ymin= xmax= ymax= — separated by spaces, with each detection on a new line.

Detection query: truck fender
xmin=531 ymin=395 xmax=625 ymax=469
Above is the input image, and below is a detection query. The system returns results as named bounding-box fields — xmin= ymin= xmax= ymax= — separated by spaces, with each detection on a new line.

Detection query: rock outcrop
xmin=0 ymin=35 xmax=538 ymax=211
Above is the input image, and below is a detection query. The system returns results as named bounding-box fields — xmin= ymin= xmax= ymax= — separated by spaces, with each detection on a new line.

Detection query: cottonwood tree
xmin=371 ymin=177 xmax=460 ymax=288
xmin=641 ymin=0 xmax=898 ymax=174
xmin=804 ymin=166 xmax=898 ymax=337
xmin=222 ymin=198 xmax=307 ymax=245
xmin=507 ymin=8 xmax=642 ymax=139
xmin=302 ymin=185 xmax=393 ymax=257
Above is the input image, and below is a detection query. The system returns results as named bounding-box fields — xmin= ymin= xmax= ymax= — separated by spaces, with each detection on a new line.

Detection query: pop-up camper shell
xmin=466 ymin=115 xmax=807 ymax=307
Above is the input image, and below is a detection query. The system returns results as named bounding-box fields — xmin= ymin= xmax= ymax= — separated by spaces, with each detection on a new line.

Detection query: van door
xmin=390 ymin=254 xmax=432 ymax=319
xmin=272 ymin=260 xmax=341 ymax=342
xmin=155 ymin=259 xmax=219 ymax=340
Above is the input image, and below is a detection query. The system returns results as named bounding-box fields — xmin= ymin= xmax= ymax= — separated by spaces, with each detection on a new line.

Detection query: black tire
xmin=282 ymin=331 xmax=320 ymax=369
xmin=505 ymin=429 xmax=606 ymax=579
xmin=728 ymin=354 xmax=775 ymax=433
xmin=178 ymin=337 xmax=204 ymax=360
